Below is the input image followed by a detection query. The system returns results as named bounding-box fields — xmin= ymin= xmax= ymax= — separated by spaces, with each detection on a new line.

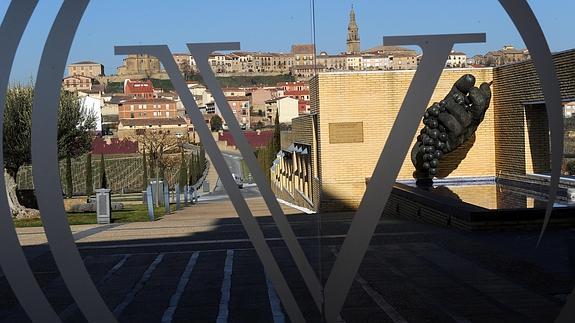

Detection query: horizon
xmin=2 ymin=0 xmax=573 ymax=83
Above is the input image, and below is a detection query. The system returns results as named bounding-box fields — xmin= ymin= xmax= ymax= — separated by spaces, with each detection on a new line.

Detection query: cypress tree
xmin=142 ymin=149 xmax=148 ymax=190
xmin=85 ymin=153 xmax=93 ymax=200
xmin=65 ymin=155 xmax=73 ymax=198
xmin=179 ymin=150 xmax=187 ymax=191
xmin=99 ymin=154 xmax=107 ymax=189
xmin=199 ymin=146 xmax=206 ymax=174
xmin=189 ymin=153 xmax=197 ymax=186
xmin=273 ymin=110 xmax=281 ymax=152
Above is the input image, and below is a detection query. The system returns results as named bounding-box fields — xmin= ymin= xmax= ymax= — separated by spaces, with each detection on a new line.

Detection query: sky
xmin=1 ymin=0 xmax=573 ymax=83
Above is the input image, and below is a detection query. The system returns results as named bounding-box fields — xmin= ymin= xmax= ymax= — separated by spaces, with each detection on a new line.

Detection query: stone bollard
xmin=164 ymin=182 xmax=170 ymax=215
xmin=95 ymin=188 xmax=111 ymax=224
xmin=175 ymin=185 xmax=181 ymax=210
xmin=146 ymin=184 xmax=154 ymax=221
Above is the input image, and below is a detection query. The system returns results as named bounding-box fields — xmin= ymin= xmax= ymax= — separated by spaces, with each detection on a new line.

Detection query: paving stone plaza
xmin=3 ymin=196 xmax=573 ymax=322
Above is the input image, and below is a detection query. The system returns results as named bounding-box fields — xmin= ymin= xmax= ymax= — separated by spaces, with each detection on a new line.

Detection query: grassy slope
xmin=14 ymin=203 xmax=178 ymax=227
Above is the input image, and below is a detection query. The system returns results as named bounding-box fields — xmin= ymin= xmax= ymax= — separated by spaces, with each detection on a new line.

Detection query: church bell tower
xmin=346 ymin=5 xmax=361 ymax=54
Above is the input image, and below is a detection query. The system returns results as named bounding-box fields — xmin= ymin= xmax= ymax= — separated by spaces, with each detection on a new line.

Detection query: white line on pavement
xmin=161 ymin=252 xmax=200 ymax=323
xmin=59 ymin=254 xmax=131 ymax=320
xmin=216 ymin=249 xmax=234 ymax=323
xmin=331 ymin=247 xmax=406 ymax=323
xmin=354 ymin=275 xmax=407 ymax=323
xmin=276 ymin=198 xmax=316 ymax=214
xmin=113 ymin=253 xmax=165 ymax=317
xmin=265 ymin=273 xmax=285 ymax=323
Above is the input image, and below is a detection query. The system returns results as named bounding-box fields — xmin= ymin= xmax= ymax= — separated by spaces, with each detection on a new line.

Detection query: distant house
xmin=118 ymin=98 xmax=178 ymax=120
xmin=62 ymin=75 xmax=92 ymax=92
xmin=124 ymin=79 xmax=155 ymax=99
xmin=218 ymin=130 xmax=273 ymax=149
xmin=446 ymin=50 xmax=467 ymax=68
xmin=117 ymin=117 xmax=190 ymax=139
xmin=68 ymin=61 xmax=104 ymax=78
xmin=265 ymin=97 xmax=299 ymax=124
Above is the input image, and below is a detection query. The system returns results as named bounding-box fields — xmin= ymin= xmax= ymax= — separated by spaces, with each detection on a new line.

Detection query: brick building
xmin=68 ymin=61 xmax=104 ymax=78
xmin=225 ymin=96 xmax=251 ymax=130
xmin=62 ymin=75 xmax=92 ymax=92
xmin=124 ymin=79 xmax=155 ymax=99
xmin=273 ymin=68 xmax=493 ymax=211
xmin=117 ymin=117 xmax=190 ymax=139
xmin=272 ymin=50 xmax=575 ymax=212
xmin=118 ymin=98 xmax=178 ymax=120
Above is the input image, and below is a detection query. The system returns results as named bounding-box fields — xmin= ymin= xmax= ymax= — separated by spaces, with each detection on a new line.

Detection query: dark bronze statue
xmin=411 ymin=74 xmax=491 ymax=183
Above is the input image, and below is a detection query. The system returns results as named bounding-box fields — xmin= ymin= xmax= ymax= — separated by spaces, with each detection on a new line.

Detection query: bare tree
xmin=132 ymin=130 xmax=180 ymax=206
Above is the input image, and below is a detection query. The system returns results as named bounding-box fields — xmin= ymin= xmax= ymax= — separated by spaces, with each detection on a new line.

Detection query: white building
xmin=361 ymin=55 xmax=389 ymax=70
xmin=446 ymin=50 xmax=467 ymax=68
xmin=345 ymin=55 xmax=363 ymax=70
xmin=78 ymin=94 xmax=102 ymax=131
xmin=276 ymin=97 xmax=299 ymax=124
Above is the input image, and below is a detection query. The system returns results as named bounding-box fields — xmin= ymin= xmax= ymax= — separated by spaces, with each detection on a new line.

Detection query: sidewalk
xmin=15 ymin=197 xmax=302 ymax=246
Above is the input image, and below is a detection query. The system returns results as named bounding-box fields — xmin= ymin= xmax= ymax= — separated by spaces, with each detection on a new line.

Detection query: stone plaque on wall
xmin=329 ymin=122 xmax=364 ymax=144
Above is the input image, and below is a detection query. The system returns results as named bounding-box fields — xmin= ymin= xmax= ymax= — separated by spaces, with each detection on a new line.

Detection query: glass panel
xmin=1 ymin=1 xmax=574 ymax=322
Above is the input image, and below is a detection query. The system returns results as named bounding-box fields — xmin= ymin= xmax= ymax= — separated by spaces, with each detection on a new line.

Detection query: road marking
xmin=216 ymin=249 xmax=234 ymax=323
xmin=113 ymin=253 xmax=165 ymax=317
xmin=77 ymin=232 xmax=426 ymax=250
xmin=330 ymin=247 xmax=405 ymax=323
xmin=59 ymin=254 xmax=131 ymax=320
xmin=354 ymin=274 xmax=407 ymax=322
xmin=276 ymin=198 xmax=316 ymax=214
xmin=265 ymin=273 xmax=285 ymax=323
xmin=369 ymin=247 xmax=472 ymax=323
xmin=161 ymin=252 xmax=200 ymax=323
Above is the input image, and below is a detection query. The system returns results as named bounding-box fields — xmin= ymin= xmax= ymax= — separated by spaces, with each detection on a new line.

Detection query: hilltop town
xmin=62 ymin=7 xmax=531 ymax=142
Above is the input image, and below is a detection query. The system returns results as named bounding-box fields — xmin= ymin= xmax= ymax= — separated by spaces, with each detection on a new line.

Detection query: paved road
xmin=206 ymin=151 xmax=260 ymax=202
xmin=3 ymin=196 xmax=574 ymax=322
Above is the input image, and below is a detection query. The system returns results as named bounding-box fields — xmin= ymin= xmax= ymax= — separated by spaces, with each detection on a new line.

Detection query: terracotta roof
xmin=219 ymin=130 xmax=273 ymax=149
xmin=364 ymin=45 xmax=417 ymax=55
xmin=277 ymin=81 xmax=308 ymax=87
xmin=284 ymin=90 xmax=309 ymax=96
xmin=124 ymin=79 xmax=154 ymax=94
xmin=71 ymin=61 xmax=100 ymax=65
xmin=291 ymin=44 xmax=315 ymax=55
xmin=121 ymin=98 xmax=176 ymax=105
xmin=120 ymin=117 xmax=187 ymax=127
xmin=226 ymin=96 xmax=250 ymax=101
xmin=63 ymin=75 xmax=92 ymax=81
xmin=107 ymin=95 xmax=133 ymax=104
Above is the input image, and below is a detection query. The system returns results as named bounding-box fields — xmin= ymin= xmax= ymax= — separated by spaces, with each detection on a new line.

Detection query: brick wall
xmin=493 ymin=49 xmax=575 ymax=176
xmin=276 ymin=50 xmax=575 ymax=213
xmin=313 ymin=69 xmax=494 ymax=211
